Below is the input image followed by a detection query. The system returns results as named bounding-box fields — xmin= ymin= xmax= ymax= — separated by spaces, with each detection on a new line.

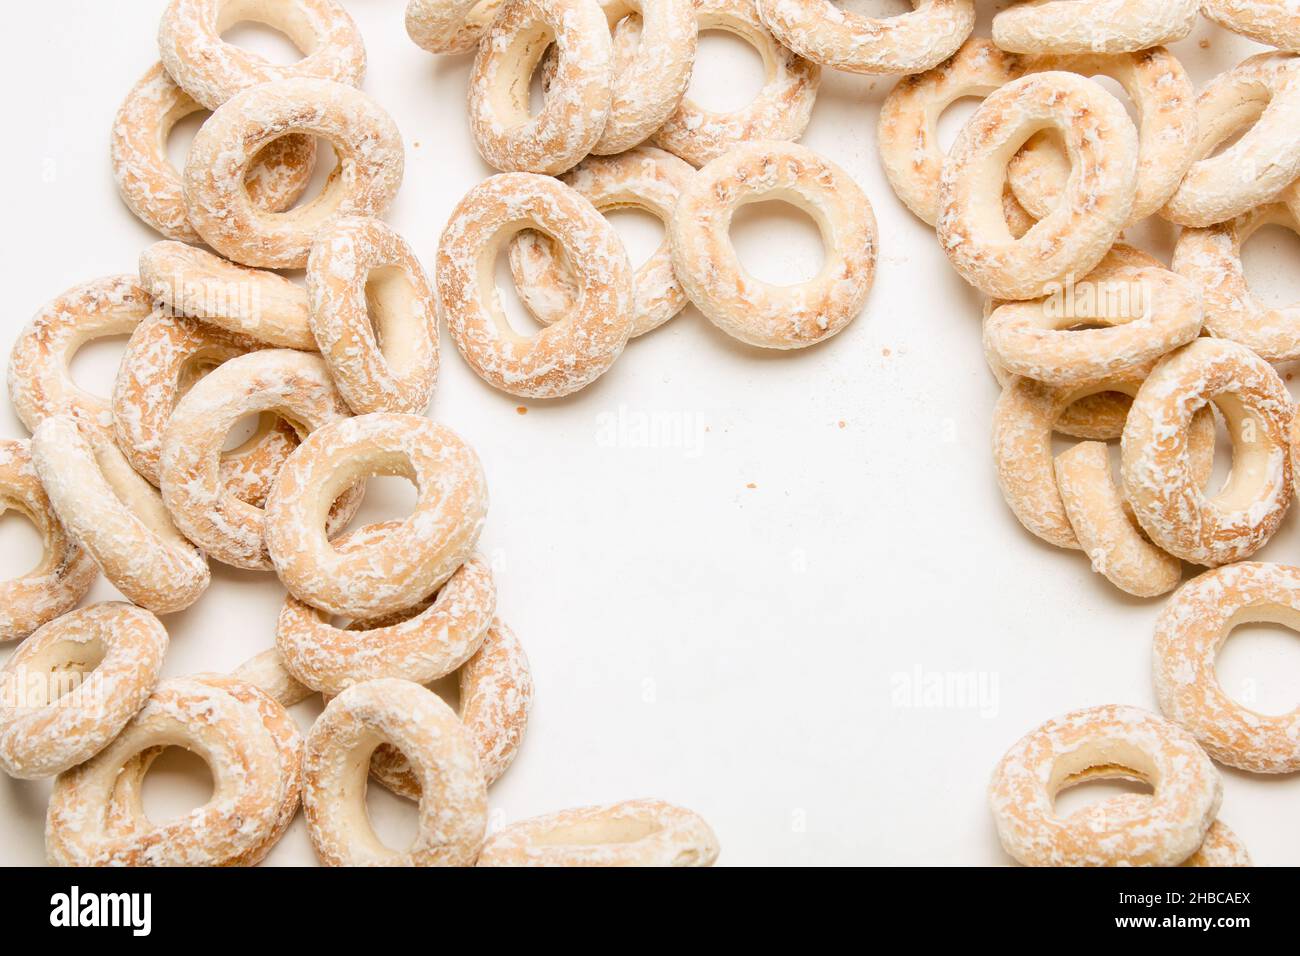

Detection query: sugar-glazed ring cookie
xmin=653 ymin=0 xmax=820 ymax=167
xmin=509 ymin=148 xmax=695 ymax=337
xmin=0 ymin=440 xmax=97 ymax=643
xmin=265 ymin=414 xmax=488 ymax=618
xmin=303 ymin=678 xmax=488 ymax=866
xmin=467 ymin=0 xmax=613 ymax=175
xmin=307 ymin=217 xmax=438 ymax=415
xmin=1154 ymin=563 xmax=1300 ymax=773
xmin=1173 ymin=203 xmax=1300 ymax=363
xmin=991 ymin=0 xmax=1198 ymax=55
xmin=1122 ymin=339 xmax=1294 ymax=567
xmin=184 ymin=78 xmax=404 ymax=269
xmin=366 ymin=618 xmax=533 ymax=796
xmin=276 ymin=531 xmax=495 ymax=694
xmin=1183 ymin=819 xmax=1251 ymax=866
xmin=112 ymin=310 xmax=299 ymax=505
xmin=406 ymin=0 xmax=508 ymax=54
xmin=8 ymin=276 xmax=153 ymax=436
xmin=46 ymin=676 xmax=294 ymax=866
xmin=158 ymin=0 xmax=367 ymax=110
xmin=937 ymin=71 xmax=1137 ymax=300
xmin=160 ymin=349 xmax=362 ymax=570
xmin=139 ymin=241 xmax=314 ymax=350
xmin=478 ymin=799 xmax=720 ymax=866
xmin=989 ymin=704 xmax=1221 ymax=867
xmin=1006 ymin=49 xmax=1198 ymax=227
xmin=755 ymin=0 xmax=973 ymax=76
xmin=232 ymin=648 xmax=314 ymax=707
xmin=1163 ymin=53 xmax=1300 ymax=228
xmin=438 ymin=173 xmax=634 ymax=398
xmin=32 ymin=416 xmax=210 ymax=615
xmin=1203 ymin=0 xmax=1300 ymax=53
xmin=1064 ymin=794 xmax=1250 ymax=866
xmin=983 ymin=245 xmax=1203 ymax=387
xmin=0 ymin=603 xmax=167 ymax=779
xmin=670 ymin=140 xmax=877 ymax=349
xmin=111 ymin=62 xmax=316 ymax=243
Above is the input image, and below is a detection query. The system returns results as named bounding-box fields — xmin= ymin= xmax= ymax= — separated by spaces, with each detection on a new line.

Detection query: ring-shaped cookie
xmin=937 ymin=71 xmax=1137 ymax=300
xmin=1173 ymin=203 xmax=1300 ymax=363
xmin=983 ymin=245 xmax=1203 ymax=387
xmin=0 ymin=603 xmax=167 ymax=779
xmin=0 ymin=439 xmax=97 ymax=643
xmin=477 ymin=799 xmax=720 ymax=866
xmin=1203 ymin=0 xmax=1300 ymax=53
xmin=158 ymin=0 xmax=367 ymax=110
xmin=1122 ymin=338 xmax=1294 ymax=567
xmin=652 ymin=0 xmax=821 ymax=168
xmin=1064 ymin=794 xmax=1249 ymax=866
xmin=989 ymin=704 xmax=1221 ymax=867
xmin=1154 ymin=562 xmax=1300 ymax=773
xmin=184 ymin=78 xmax=404 ymax=269
xmin=365 ymin=618 xmax=533 ymax=796
xmin=437 ymin=173 xmax=634 ymax=398
xmin=467 ymin=0 xmax=613 ymax=175
xmin=33 ymin=416 xmax=210 ymax=614
xmin=303 ymin=678 xmax=488 ymax=866
xmin=160 ymin=349 xmax=362 ymax=570
xmin=670 ymin=140 xmax=877 ymax=349
xmin=8 ymin=276 xmax=153 ymax=437
xmin=307 ymin=217 xmax=438 ymax=415
xmin=405 ymin=0 xmax=508 ymax=54
xmin=139 ymin=241 xmax=314 ymax=350
xmin=508 ymin=147 xmax=695 ymax=337
xmin=264 ymin=413 xmax=488 ymax=618
xmin=756 ymin=0 xmax=973 ymax=76
xmin=111 ymin=62 xmax=316 ymax=243
xmin=1162 ymin=52 xmax=1300 ymax=228
xmin=46 ymin=676 xmax=292 ymax=866
xmin=276 ymin=531 xmax=495 ymax=694
xmin=991 ymin=0 xmax=1198 ymax=55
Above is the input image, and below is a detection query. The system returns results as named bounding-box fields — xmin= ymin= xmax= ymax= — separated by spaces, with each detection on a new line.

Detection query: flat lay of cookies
xmin=1 ymin=0 xmax=1299 ymax=882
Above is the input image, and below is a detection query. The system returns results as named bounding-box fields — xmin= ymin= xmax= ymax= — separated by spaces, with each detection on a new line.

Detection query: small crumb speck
xmin=515 ymin=406 xmax=528 ymax=415
xmin=745 ymin=482 xmax=757 ymax=489
xmin=882 ymin=348 xmax=891 ymax=357
xmin=837 ymin=420 xmax=846 ymax=429
xmin=1199 ymin=39 xmax=1210 ymax=49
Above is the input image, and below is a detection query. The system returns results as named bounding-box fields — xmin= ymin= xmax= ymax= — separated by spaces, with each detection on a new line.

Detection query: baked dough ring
xmin=307 ymin=216 xmax=438 ymax=415
xmin=0 ymin=439 xmax=97 ymax=643
xmin=477 ymin=799 xmax=720 ymax=866
xmin=46 ymin=676 xmax=294 ymax=866
xmin=265 ymin=414 xmax=488 ymax=618
xmin=937 ymin=71 xmax=1137 ymax=300
xmin=1163 ymin=53 xmax=1300 ymax=228
xmin=158 ymin=0 xmax=367 ymax=110
xmin=139 ymin=241 xmax=314 ymax=350
xmin=276 ymin=529 xmax=495 ymax=694
xmin=0 ymin=603 xmax=167 ymax=779
xmin=437 ymin=173 xmax=634 ymax=398
xmin=508 ymin=147 xmax=694 ymax=338
xmin=33 ymin=416 xmax=210 ymax=614
xmin=467 ymin=0 xmax=613 ymax=174
xmin=755 ymin=0 xmax=974 ymax=76
xmin=303 ymin=678 xmax=488 ymax=866
xmin=8 ymin=276 xmax=153 ymax=436
xmin=670 ymin=140 xmax=877 ymax=349
xmin=991 ymin=0 xmax=1198 ymax=55
xmin=1203 ymin=0 xmax=1300 ymax=53
xmin=983 ymin=246 xmax=1203 ymax=387
xmin=184 ymin=78 xmax=404 ymax=269
xmin=232 ymin=648 xmax=314 ymax=707
xmin=111 ymin=62 xmax=315 ymax=243
xmin=1122 ymin=339 xmax=1294 ymax=567
xmin=365 ymin=617 xmax=533 ymax=796
xmin=160 ymin=349 xmax=362 ymax=570
xmin=989 ymin=704 xmax=1221 ymax=867
xmin=405 ymin=0 xmax=508 ymax=54
xmin=1153 ymin=562 xmax=1300 ymax=774
xmin=1065 ymin=795 xmax=1250 ymax=866
xmin=1173 ymin=203 xmax=1300 ymax=363
xmin=652 ymin=0 xmax=820 ymax=167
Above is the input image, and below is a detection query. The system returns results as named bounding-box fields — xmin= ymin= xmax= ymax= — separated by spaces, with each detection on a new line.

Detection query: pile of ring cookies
xmin=0 ymin=0 xmax=720 ymax=867
xmin=863 ymin=3 xmax=1300 ymax=864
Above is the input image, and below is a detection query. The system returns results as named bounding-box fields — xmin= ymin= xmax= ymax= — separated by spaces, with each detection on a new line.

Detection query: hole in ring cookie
xmin=688 ymin=29 xmax=768 ymax=111
xmin=139 ymin=747 xmax=218 ymax=824
xmin=1216 ymin=618 xmax=1300 ymax=717
xmin=729 ymin=200 xmax=828 ymax=287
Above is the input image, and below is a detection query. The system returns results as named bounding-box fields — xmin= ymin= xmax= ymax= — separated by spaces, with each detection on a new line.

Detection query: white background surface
xmin=2 ymin=0 xmax=1299 ymax=866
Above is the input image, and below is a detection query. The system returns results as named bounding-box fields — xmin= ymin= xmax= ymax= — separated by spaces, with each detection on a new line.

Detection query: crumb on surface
xmin=838 ymin=420 xmax=846 ymax=429
xmin=515 ymin=406 xmax=528 ymax=415
xmin=746 ymin=482 xmax=757 ymax=489
xmin=1199 ymin=38 xmax=1210 ymax=49
xmin=882 ymin=348 xmax=891 ymax=357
